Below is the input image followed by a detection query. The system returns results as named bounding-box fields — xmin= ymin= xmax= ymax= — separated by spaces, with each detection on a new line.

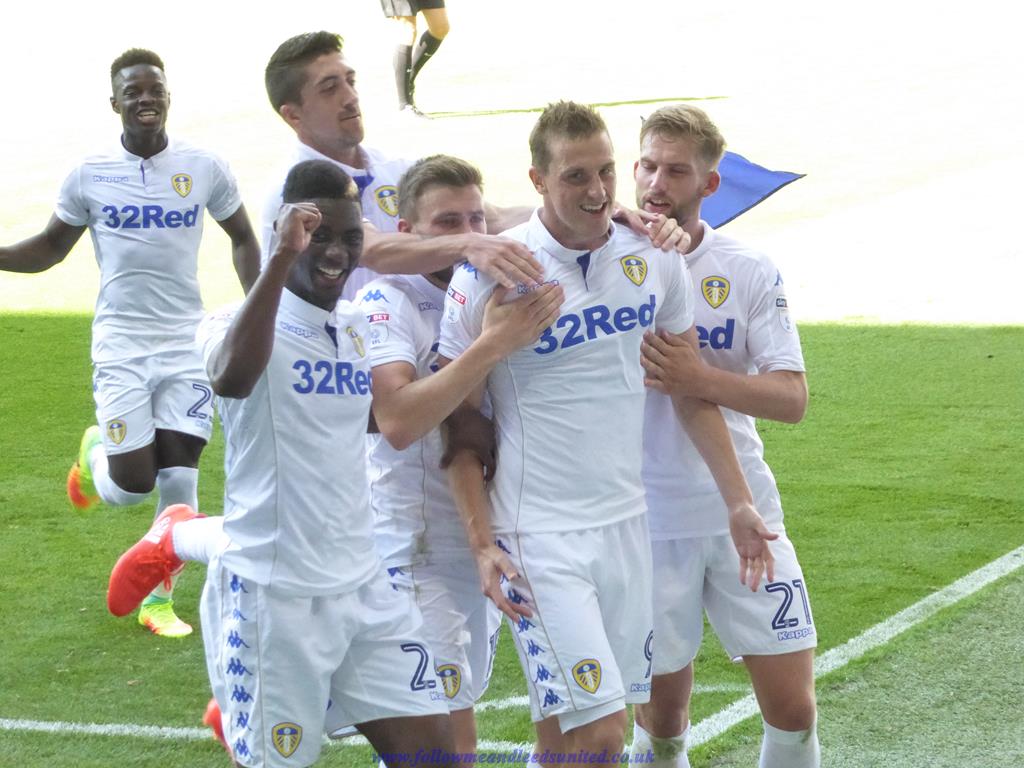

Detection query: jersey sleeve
xmin=358 ymin=283 xmax=418 ymax=368
xmin=745 ymin=256 xmax=805 ymax=373
xmin=655 ymin=250 xmax=696 ymax=335
xmin=196 ymin=304 xmax=240 ymax=370
xmin=206 ymin=154 xmax=243 ymax=221
xmin=54 ymin=165 xmax=88 ymax=227
xmin=259 ymin=184 xmax=285 ymax=267
xmin=437 ymin=263 xmax=490 ymax=360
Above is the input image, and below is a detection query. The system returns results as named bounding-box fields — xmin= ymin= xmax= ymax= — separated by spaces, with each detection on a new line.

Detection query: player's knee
xmin=636 ymin=695 xmax=687 ymax=738
xmin=428 ymin=18 xmax=450 ymax=39
xmin=762 ymin=692 xmax=817 ymax=732
xmin=570 ymin=710 xmax=627 ymax=754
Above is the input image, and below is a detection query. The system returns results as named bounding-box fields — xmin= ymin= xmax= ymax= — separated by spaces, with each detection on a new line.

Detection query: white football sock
xmin=147 ymin=466 xmax=199 ymax=600
xmin=172 ymin=516 xmax=225 ymax=565
xmin=89 ymin=449 xmax=151 ymax=506
xmin=630 ymin=722 xmax=690 ymax=768
xmin=759 ymin=719 xmax=820 ymax=768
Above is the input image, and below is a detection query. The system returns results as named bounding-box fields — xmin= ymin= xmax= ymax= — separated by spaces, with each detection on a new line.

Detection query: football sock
xmin=89 ymin=449 xmax=151 ymax=506
xmin=630 ymin=722 xmax=691 ymax=768
xmin=172 ymin=515 xmax=225 ymax=565
xmin=393 ymin=44 xmax=412 ymax=107
xmin=155 ymin=466 xmax=199 ymax=511
xmin=410 ymin=31 xmax=443 ymax=84
xmin=146 ymin=466 xmax=199 ymax=600
xmin=759 ymin=719 xmax=819 ymax=768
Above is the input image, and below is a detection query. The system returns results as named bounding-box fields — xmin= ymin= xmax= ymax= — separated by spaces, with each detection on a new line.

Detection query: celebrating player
xmin=628 ymin=104 xmax=819 ymax=768
xmin=438 ymin=101 xmax=776 ymax=767
xmin=359 ymin=153 xmax=563 ymax=754
xmin=0 ymin=48 xmax=260 ymax=637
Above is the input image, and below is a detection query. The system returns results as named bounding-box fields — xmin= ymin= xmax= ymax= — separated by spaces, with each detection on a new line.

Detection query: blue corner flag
xmin=703 ymin=151 xmax=804 ymax=228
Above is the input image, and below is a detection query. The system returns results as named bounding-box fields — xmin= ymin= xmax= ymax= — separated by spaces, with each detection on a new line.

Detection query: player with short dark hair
xmin=195 ymin=159 xmax=455 ymax=766
xmin=629 ymin=103 xmax=819 ymax=768
xmin=439 ymin=100 xmax=776 ymax=768
xmin=0 ymin=47 xmax=260 ymax=638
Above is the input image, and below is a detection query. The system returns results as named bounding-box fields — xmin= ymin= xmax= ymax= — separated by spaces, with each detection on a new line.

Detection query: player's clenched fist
xmin=273 ymin=202 xmax=322 ymax=260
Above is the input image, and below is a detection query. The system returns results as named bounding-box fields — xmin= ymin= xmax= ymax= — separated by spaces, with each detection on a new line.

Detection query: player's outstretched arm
xmin=444 ymin=434 xmax=532 ymax=623
xmin=642 ymin=329 xmax=808 ymax=423
xmin=0 ymin=215 xmax=85 ymax=273
xmin=371 ymin=283 xmax=562 ymax=449
xmin=215 ymin=204 xmax=262 ymax=295
xmin=483 ymin=201 xmax=532 ymax=235
xmin=206 ymin=203 xmax=321 ymax=399
xmin=651 ymin=326 xmax=779 ymax=591
xmin=361 ymin=223 xmax=544 ymax=289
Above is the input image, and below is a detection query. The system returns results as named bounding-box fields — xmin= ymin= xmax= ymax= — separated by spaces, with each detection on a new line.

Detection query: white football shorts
xmin=92 ymin=348 xmax=213 ymax=454
xmin=201 ymin=557 xmax=448 ymax=768
xmin=497 ymin=514 xmax=654 ymax=733
xmin=388 ymin=559 xmax=502 ymax=711
xmin=651 ymin=532 xmax=817 ymax=674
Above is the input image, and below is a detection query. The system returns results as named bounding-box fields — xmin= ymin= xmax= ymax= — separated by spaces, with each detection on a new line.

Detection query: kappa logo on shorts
xmin=572 ymin=658 xmax=602 ymax=693
xmin=106 ymin=419 xmax=127 ymax=445
xmin=376 ymin=185 xmax=399 ymax=217
xmin=436 ymin=664 xmax=462 ymax=699
xmin=620 ymin=255 xmax=648 ymax=286
xmin=702 ymin=275 xmax=730 ymax=308
xmin=346 ymin=326 xmax=366 ymax=357
xmin=271 ymin=722 xmax=302 ymax=757
xmin=171 ymin=173 xmax=192 ymax=198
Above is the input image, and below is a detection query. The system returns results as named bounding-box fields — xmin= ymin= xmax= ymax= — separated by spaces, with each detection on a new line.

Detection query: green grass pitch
xmin=0 ymin=316 xmax=1020 ymax=766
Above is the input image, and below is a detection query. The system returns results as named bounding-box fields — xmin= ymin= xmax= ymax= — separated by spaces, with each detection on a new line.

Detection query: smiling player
xmin=0 ymin=48 xmax=260 ymax=637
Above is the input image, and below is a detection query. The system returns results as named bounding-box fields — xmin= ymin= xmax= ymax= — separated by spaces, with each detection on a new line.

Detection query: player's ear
xmin=279 ymin=103 xmax=302 ymax=131
xmin=528 ymin=166 xmax=545 ymax=194
xmin=702 ymin=170 xmax=721 ymax=198
xmin=110 ymin=96 xmax=120 ymax=115
xmin=397 ymin=218 xmax=413 ymax=234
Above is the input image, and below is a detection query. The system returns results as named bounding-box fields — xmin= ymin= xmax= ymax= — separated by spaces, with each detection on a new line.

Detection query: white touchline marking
xmin=688 ymin=543 xmax=1024 ymax=748
xmin=4 ymin=547 xmax=1019 ymax=750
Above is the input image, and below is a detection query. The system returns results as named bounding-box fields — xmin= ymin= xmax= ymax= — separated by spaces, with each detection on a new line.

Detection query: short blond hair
xmin=640 ymin=104 xmax=726 ymax=170
xmin=529 ymin=101 xmax=608 ymax=172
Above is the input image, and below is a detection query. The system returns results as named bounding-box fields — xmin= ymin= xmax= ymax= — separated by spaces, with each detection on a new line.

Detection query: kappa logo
xmin=572 ymin=658 xmax=602 ymax=693
xmin=620 ymin=255 xmax=648 ymax=286
xmin=106 ymin=419 xmax=127 ymax=445
xmin=376 ymin=185 xmax=399 ymax=217
xmin=437 ymin=664 xmax=462 ymax=699
xmin=346 ymin=326 xmax=366 ymax=357
xmin=271 ymin=722 xmax=302 ymax=758
xmin=702 ymin=275 xmax=730 ymax=308
xmin=171 ymin=173 xmax=192 ymax=198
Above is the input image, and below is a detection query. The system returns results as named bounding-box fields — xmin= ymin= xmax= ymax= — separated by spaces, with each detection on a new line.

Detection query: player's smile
xmin=111 ymin=64 xmax=170 ymax=140
xmin=286 ymin=197 xmax=364 ymax=309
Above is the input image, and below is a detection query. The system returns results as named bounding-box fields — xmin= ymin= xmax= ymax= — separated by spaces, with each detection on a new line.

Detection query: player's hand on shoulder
xmin=481 ymin=283 xmax=564 ymax=351
xmin=727 ymin=502 xmax=779 ymax=592
xmin=464 ymin=233 xmax=544 ymax=289
xmin=641 ymin=329 xmax=706 ymax=397
xmin=612 ymin=205 xmax=690 ymax=253
xmin=474 ymin=544 xmax=533 ymax=622
xmin=272 ymin=202 xmax=321 ymax=260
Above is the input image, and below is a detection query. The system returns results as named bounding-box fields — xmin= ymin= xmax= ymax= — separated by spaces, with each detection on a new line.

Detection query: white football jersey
xmin=55 ymin=138 xmax=242 ymax=364
xmin=356 ymin=274 xmax=470 ymax=566
xmin=196 ymin=290 xmax=379 ymax=595
xmin=643 ymin=222 xmax=805 ymax=538
xmin=439 ymin=211 xmax=695 ymax=535
xmin=260 ymin=142 xmax=413 ymax=300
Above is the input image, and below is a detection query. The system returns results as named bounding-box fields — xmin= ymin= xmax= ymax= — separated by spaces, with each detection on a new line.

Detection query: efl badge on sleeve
xmin=701 ymin=276 xmax=730 ymax=308
xmin=572 ymin=658 xmax=602 ymax=693
xmin=437 ymin=664 xmax=462 ymax=699
xmin=346 ymin=326 xmax=366 ymax=357
xmin=375 ymin=186 xmax=399 ymax=217
xmin=171 ymin=173 xmax=193 ymax=198
xmin=271 ymin=722 xmax=302 ymax=758
xmin=620 ymin=256 xmax=648 ymax=286
xmin=106 ymin=419 xmax=127 ymax=445
xmin=776 ymin=295 xmax=794 ymax=333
